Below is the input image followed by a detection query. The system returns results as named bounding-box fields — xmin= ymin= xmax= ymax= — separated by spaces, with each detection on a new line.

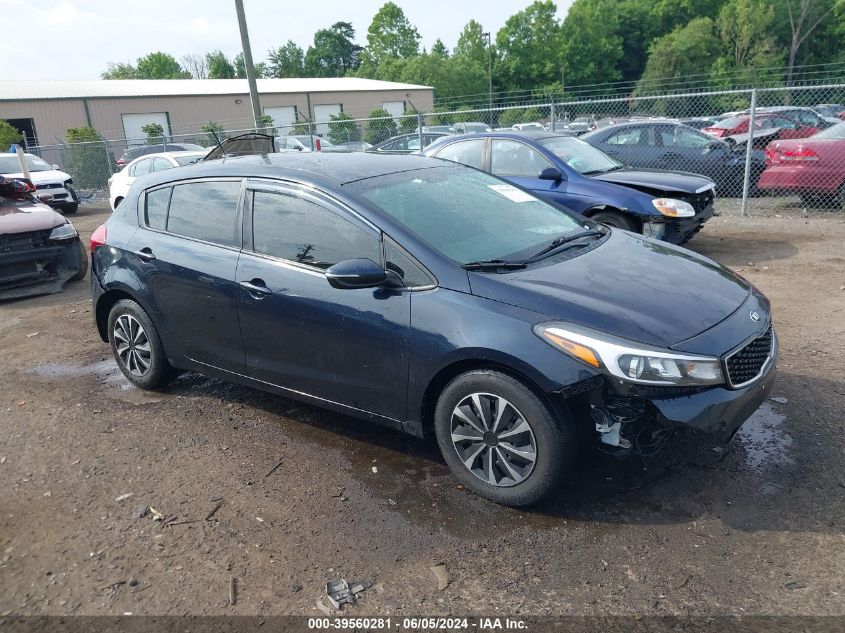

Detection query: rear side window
xmin=130 ymin=159 xmax=152 ymax=177
xmin=251 ymin=190 xmax=380 ymax=269
xmin=145 ymin=188 xmax=171 ymax=230
xmin=166 ymin=181 xmax=241 ymax=247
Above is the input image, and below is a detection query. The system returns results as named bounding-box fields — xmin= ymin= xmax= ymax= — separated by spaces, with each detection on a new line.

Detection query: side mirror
xmin=51 ymin=164 xmax=59 ymax=169
xmin=326 ymin=258 xmax=391 ymax=289
xmin=539 ymin=167 xmax=564 ymax=181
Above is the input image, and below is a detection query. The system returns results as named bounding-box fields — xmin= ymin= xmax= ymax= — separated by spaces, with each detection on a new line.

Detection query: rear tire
xmin=107 ymin=299 xmax=174 ymax=390
xmin=62 ymin=203 xmax=78 ymax=214
xmin=433 ymin=370 xmax=576 ymax=506
xmin=589 ymin=210 xmax=638 ymax=232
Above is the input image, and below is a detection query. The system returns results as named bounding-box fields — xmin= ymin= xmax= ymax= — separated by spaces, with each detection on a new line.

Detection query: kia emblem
xmin=749 ymin=311 xmax=761 ymax=322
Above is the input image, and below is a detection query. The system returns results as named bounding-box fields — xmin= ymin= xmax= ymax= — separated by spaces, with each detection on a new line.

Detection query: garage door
xmin=122 ymin=113 xmax=170 ymax=146
xmin=313 ymin=104 xmax=342 ymax=135
xmin=264 ymin=106 xmax=296 ymax=135
xmin=382 ymin=101 xmax=405 ymax=119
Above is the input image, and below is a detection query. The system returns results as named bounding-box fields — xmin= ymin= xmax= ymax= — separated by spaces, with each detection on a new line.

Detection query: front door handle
xmin=135 ymin=248 xmax=156 ymax=262
xmin=239 ymin=279 xmax=272 ymax=298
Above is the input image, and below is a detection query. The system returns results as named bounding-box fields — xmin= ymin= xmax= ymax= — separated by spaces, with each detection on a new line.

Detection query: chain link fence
xmin=23 ymin=83 xmax=845 ymax=214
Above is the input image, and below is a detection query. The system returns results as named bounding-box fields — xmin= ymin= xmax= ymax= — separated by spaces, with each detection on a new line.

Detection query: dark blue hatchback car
xmin=90 ymin=153 xmax=776 ymax=506
xmin=423 ymin=131 xmax=717 ymax=244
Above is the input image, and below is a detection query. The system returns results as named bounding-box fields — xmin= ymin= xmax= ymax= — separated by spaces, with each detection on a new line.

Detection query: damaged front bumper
xmin=0 ymin=238 xmax=84 ymax=300
xmin=642 ymin=203 xmax=715 ymax=245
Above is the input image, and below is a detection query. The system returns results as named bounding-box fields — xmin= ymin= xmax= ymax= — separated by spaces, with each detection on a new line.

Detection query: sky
xmin=1 ymin=0 xmax=573 ymax=80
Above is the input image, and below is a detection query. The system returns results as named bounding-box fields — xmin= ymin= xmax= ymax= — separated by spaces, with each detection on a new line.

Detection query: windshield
xmin=712 ymin=116 xmax=747 ymax=129
xmin=0 ymin=155 xmax=55 ymax=174
xmin=538 ymin=137 xmax=622 ymax=175
xmin=347 ymin=166 xmax=585 ymax=265
xmin=812 ymin=121 xmax=845 ymax=139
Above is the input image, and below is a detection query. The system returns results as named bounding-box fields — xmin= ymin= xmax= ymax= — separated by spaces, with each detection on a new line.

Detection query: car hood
xmin=467 ymin=230 xmax=750 ymax=348
xmin=0 ymin=199 xmax=67 ymax=234
xmin=590 ymin=169 xmax=714 ymax=194
xmin=2 ymin=169 xmax=70 ymax=184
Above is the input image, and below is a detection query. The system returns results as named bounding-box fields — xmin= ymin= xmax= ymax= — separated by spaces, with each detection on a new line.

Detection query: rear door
xmin=127 ymin=178 xmax=245 ymax=373
xmin=235 ymin=181 xmax=411 ymax=421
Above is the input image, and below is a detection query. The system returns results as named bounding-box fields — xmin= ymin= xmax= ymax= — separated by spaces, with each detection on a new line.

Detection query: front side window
xmin=435 ymin=139 xmax=485 ymax=170
xmin=348 ymin=165 xmax=584 ymax=265
xmin=251 ymin=190 xmax=380 ymax=269
xmin=606 ymin=128 xmax=642 ymax=145
xmin=491 ymin=139 xmax=553 ymax=178
xmin=166 ymin=180 xmax=241 ymax=247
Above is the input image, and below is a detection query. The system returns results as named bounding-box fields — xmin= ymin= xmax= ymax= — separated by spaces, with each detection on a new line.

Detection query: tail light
xmin=764 ymin=147 xmax=779 ymax=164
xmin=781 ymin=147 xmax=819 ymax=162
xmin=90 ymin=224 xmax=107 ymax=253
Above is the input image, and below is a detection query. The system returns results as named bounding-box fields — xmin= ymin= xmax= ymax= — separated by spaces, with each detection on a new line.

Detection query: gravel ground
xmin=0 ymin=200 xmax=843 ymax=618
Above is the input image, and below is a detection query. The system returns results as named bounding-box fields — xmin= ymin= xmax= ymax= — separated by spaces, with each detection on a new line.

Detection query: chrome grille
xmin=726 ymin=325 xmax=773 ymax=387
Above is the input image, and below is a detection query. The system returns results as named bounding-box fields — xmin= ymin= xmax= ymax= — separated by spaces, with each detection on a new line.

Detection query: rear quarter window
xmin=145 ymin=188 xmax=171 ymax=230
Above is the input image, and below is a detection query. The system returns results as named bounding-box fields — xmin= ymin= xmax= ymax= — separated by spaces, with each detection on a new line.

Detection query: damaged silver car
xmin=0 ymin=176 xmax=87 ymax=299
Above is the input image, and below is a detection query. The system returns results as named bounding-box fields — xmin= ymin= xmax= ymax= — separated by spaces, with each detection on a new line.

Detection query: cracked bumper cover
xmin=649 ymin=340 xmax=778 ymax=436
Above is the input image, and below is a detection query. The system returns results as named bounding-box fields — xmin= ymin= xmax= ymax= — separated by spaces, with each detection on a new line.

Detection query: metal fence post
xmin=740 ymin=88 xmax=757 ymax=218
xmin=418 ymin=111 xmax=424 ymax=149
xmin=103 ymin=139 xmax=114 ymax=175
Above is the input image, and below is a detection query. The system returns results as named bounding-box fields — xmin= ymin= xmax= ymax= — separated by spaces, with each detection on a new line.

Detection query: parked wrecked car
xmin=581 ymin=121 xmax=765 ymax=196
xmin=0 ymin=153 xmax=79 ymax=214
xmin=370 ymin=132 xmax=448 ymax=154
xmin=424 ymin=131 xmax=715 ymax=244
xmin=759 ymin=121 xmax=845 ymax=207
xmin=0 ymin=176 xmax=87 ymax=299
xmin=90 ymin=153 xmax=777 ymax=506
xmin=116 ymin=143 xmax=205 ymax=167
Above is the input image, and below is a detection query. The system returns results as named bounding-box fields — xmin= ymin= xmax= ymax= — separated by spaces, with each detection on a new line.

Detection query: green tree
xmin=327 ymin=112 xmax=361 ymax=143
xmin=615 ymin=0 xmax=661 ymax=84
xmin=305 ymin=22 xmax=362 ymax=76
xmin=206 ymin=50 xmax=237 ymax=79
xmin=560 ymin=0 xmax=624 ymax=89
xmin=364 ymin=108 xmax=397 ymax=144
xmin=0 ymin=121 xmax=23 ymax=151
xmin=454 ymin=20 xmax=488 ymax=66
xmin=65 ymin=127 xmax=112 ymax=190
xmin=783 ymin=0 xmax=842 ymax=83
xmin=136 ymin=52 xmax=189 ymax=79
xmin=267 ymin=41 xmax=305 ymax=78
xmin=101 ymin=62 xmax=138 ymax=79
xmin=496 ymin=1 xmax=562 ymax=91
xmin=358 ymin=2 xmax=420 ymax=74
xmin=399 ymin=106 xmax=419 ymax=133
xmin=141 ymin=123 xmax=165 ymax=144
xmin=258 ymin=114 xmax=276 ymax=135
xmin=233 ymin=52 xmax=266 ymax=79
xmin=717 ymin=0 xmax=779 ymax=67
xmin=498 ymin=107 xmax=543 ymax=127
xmin=431 ymin=39 xmax=449 ymax=59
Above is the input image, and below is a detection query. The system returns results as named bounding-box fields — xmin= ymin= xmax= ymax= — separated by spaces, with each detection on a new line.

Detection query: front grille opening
xmin=726 ymin=325 xmax=773 ymax=386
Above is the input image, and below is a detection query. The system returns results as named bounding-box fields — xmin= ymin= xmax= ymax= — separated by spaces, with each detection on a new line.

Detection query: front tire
xmin=68 ymin=239 xmax=88 ymax=281
xmin=107 ymin=299 xmax=174 ymax=390
xmin=434 ymin=370 xmax=576 ymax=506
xmin=589 ymin=210 xmax=638 ymax=232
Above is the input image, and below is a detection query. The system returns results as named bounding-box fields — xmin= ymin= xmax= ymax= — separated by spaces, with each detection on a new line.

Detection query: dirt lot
xmin=1 ymin=199 xmax=843 ymax=618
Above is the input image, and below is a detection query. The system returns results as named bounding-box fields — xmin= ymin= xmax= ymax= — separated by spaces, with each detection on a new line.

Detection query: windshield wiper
xmin=583 ymin=165 xmax=624 ymax=176
xmin=461 ymin=259 xmax=527 ymax=271
xmin=524 ymin=229 xmax=603 ymax=262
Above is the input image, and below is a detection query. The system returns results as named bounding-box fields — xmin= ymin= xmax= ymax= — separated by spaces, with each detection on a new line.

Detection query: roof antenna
xmin=209 ymin=125 xmax=228 ymax=158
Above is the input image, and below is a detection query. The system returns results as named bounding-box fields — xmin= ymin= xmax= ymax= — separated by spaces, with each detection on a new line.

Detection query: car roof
xmin=127 ymin=150 xmax=207 ymax=164
xmin=136 ymin=151 xmax=444 ymax=189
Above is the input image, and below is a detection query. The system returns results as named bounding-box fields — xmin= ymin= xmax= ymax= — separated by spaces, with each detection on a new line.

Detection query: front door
xmin=235 ymin=182 xmax=411 ymax=421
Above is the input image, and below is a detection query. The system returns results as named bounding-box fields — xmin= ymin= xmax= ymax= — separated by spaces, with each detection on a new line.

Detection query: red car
xmin=703 ymin=114 xmax=820 ymax=140
xmin=758 ymin=122 xmax=845 ymax=206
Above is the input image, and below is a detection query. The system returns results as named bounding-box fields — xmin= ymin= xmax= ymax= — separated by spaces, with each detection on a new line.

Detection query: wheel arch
xmin=581 ymin=205 xmax=642 ymax=232
xmin=95 ymin=286 xmax=152 ymax=342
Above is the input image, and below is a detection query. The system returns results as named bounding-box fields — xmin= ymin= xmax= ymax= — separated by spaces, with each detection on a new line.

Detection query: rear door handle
xmin=135 ymin=248 xmax=156 ymax=262
xmin=239 ymin=279 xmax=272 ymax=298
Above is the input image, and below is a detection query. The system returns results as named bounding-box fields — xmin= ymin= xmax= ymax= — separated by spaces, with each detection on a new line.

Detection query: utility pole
xmin=234 ymin=0 xmax=262 ymax=130
xmin=483 ymin=32 xmax=493 ymax=123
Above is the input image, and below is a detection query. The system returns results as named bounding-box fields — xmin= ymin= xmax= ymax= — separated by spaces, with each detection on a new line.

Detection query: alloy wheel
xmin=450 ymin=392 xmax=537 ymax=487
xmin=113 ymin=314 xmax=152 ymax=377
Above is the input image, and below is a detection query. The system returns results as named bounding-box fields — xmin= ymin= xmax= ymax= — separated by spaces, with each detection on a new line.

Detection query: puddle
xmin=27 ymin=359 xmax=173 ymax=405
xmin=736 ymin=401 xmax=793 ymax=472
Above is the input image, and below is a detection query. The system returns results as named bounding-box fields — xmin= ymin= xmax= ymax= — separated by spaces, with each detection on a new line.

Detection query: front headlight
xmin=534 ymin=322 xmax=724 ymax=386
xmin=652 ymin=198 xmax=695 ymax=218
xmin=49 ymin=223 xmax=78 ymax=242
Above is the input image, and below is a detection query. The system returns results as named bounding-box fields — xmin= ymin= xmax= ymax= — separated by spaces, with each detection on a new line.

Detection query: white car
xmin=0 ymin=153 xmax=79 ymax=214
xmin=109 ymin=150 xmax=206 ymax=210
xmin=511 ymin=122 xmax=545 ymax=131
